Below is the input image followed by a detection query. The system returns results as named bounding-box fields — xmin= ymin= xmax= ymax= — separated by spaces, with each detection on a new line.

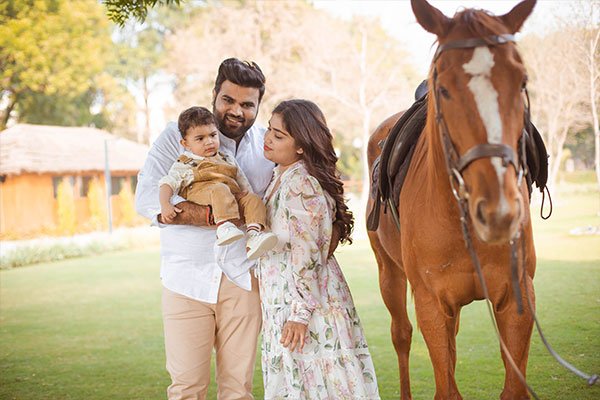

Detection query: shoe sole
xmin=216 ymin=231 xmax=244 ymax=246
xmin=246 ymin=235 xmax=278 ymax=260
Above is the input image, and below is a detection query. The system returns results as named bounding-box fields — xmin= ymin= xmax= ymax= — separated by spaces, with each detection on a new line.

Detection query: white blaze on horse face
xmin=463 ymin=47 xmax=509 ymax=214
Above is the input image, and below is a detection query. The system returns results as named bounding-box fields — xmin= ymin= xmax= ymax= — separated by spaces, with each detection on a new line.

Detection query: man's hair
xmin=213 ymin=58 xmax=266 ymax=102
xmin=178 ymin=106 xmax=216 ymax=138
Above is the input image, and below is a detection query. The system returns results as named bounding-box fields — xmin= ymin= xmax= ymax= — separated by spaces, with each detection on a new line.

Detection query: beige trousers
xmin=161 ymin=275 xmax=261 ymax=400
xmin=187 ymin=183 xmax=267 ymax=227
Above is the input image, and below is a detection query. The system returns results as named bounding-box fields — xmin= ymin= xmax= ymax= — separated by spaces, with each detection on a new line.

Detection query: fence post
xmin=104 ymin=139 xmax=113 ymax=233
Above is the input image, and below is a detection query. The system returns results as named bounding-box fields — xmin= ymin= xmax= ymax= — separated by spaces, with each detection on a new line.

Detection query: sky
xmin=313 ymin=0 xmax=571 ymax=75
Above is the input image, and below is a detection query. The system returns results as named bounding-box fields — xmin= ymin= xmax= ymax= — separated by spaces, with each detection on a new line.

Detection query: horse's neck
xmin=422 ymin=110 xmax=453 ymax=197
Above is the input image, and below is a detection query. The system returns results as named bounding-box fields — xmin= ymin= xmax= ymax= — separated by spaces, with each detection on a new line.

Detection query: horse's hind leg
xmin=494 ymin=275 xmax=535 ymax=400
xmin=368 ymin=231 xmax=413 ymax=400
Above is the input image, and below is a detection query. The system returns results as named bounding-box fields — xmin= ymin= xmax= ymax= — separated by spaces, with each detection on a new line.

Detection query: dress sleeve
xmin=158 ymin=161 xmax=194 ymax=194
xmin=283 ymin=174 xmax=330 ymax=325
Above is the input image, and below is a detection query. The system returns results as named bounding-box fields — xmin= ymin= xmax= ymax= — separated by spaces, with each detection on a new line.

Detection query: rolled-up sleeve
xmin=135 ymin=122 xmax=184 ymax=226
xmin=158 ymin=162 xmax=195 ymax=194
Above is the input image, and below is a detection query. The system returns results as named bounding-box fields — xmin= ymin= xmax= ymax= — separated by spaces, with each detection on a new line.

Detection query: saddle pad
xmin=367 ymin=97 xmax=548 ymax=231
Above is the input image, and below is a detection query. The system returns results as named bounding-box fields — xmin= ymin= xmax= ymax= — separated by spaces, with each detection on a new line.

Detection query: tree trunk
xmin=549 ymin=125 xmax=571 ymax=190
xmin=0 ymin=91 xmax=17 ymax=130
xmin=358 ymin=26 xmax=370 ymax=234
xmin=142 ymin=74 xmax=151 ymax=145
xmin=589 ymin=30 xmax=600 ymax=212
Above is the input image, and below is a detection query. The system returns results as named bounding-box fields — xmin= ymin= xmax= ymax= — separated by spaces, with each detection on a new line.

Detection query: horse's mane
xmin=454 ymin=8 xmax=505 ymax=38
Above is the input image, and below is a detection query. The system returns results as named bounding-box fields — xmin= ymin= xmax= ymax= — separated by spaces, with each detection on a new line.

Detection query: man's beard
xmin=213 ymin=106 xmax=256 ymax=141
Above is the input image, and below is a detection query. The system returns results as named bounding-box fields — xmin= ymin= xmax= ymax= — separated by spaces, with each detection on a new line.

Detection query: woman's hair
xmin=273 ymin=99 xmax=354 ymax=244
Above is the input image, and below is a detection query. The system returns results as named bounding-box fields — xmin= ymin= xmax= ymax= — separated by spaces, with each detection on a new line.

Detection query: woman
xmin=258 ymin=99 xmax=380 ymax=399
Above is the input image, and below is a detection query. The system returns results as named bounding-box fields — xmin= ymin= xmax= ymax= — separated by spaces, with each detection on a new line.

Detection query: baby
xmin=158 ymin=106 xmax=277 ymax=260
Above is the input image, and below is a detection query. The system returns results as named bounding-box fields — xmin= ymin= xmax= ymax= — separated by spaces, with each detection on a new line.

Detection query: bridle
xmin=431 ymin=33 xmax=527 ymax=203
xmin=430 ymin=33 xmax=598 ymax=399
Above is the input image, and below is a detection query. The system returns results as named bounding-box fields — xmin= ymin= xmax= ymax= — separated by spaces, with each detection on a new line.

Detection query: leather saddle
xmin=366 ymin=88 xmax=548 ymax=231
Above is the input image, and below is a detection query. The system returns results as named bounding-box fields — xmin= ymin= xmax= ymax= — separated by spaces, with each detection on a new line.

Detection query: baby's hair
xmin=178 ymin=106 xmax=216 ymax=138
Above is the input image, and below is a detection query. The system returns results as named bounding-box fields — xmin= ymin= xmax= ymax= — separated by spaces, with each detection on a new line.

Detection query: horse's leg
xmin=494 ymin=275 xmax=535 ymax=400
xmin=413 ymin=288 xmax=462 ymax=400
xmin=369 ymin=232 xmax=413 ymax=400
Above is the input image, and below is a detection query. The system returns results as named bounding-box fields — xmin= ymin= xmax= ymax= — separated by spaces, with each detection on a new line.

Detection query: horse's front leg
xmin=493 ymin=274 xmax=535 ymax=400
xmin=369 ymin=232 xmax=413 ymax=400
xmin=413 ymin=288 xmax=462 ymax=400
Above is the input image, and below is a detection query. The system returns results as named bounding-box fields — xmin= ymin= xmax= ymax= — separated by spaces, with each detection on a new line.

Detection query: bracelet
xmin=206 ymin=205 xmax=214 ymax=226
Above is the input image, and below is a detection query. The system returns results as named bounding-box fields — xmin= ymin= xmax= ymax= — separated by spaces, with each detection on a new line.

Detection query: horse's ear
xmin=500 ymin=0 xmax=536 ymax=33
xmin=411 ymin=0 xmax=452 ymax=37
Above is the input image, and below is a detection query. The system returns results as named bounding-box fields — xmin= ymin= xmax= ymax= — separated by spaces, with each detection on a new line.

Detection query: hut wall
xmin=0 ymin=174 xmax=56 ymax=236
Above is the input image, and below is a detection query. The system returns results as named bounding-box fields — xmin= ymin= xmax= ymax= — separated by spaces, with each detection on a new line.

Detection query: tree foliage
xmin=111 ymin=6 xmax=185 ymax=143
xmin=0 ymin=0 xmax=113 ymax=129
xmin=520 ymin=2 xmax=600 ymax=189
xmin=164 ymin=1 xmax=418 ymax=182
xmin=103 ymin=0 xmax=183 ymax=26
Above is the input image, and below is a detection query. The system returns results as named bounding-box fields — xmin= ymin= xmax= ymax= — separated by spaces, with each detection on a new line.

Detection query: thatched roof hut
xmin=0 ymin=124 xmax=150 ymax=237
xmin=0 ymin=124 xmax=149 ymax=176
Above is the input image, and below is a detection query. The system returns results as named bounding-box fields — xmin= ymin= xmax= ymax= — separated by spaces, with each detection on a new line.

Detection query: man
xmin=135 ymin=58 xmax=273 ymax=400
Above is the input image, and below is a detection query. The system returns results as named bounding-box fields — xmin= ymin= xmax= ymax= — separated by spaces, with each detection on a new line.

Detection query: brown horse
xmin=367 ymin=0 xmax=538 ymax=399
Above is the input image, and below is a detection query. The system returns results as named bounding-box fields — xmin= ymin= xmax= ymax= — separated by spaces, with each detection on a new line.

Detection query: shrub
xmin=0 ymin=240 xmax=127 ymax=269
xmin=87 ymin=178 xmax=108 ymax=230
xmin=56 ymin=178 xmax=76 ymax=235
xmin=117 ymin=183 xmax=138 ymax=226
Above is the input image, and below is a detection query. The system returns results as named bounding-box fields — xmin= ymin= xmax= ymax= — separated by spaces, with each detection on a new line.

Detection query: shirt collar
xmin=183 ymin=150 xmax=205 ymax=160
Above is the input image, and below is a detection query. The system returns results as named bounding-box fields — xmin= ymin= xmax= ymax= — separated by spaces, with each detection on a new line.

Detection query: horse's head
xmin=412 ymin=0 xmax=535 ymax=244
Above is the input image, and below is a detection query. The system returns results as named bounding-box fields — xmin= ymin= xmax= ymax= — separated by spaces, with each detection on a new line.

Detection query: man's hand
xmin=280 ymin=321 xmax=308 ymax=353
xmin=327 ymin=221 xmax=342 ymax=258
xmin=158 ymin=201 xmax=212 ymax=227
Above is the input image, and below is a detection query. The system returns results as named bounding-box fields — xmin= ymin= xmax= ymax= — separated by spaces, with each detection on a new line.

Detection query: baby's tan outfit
xmin=159 ymin=150 xmax=266 ymax=227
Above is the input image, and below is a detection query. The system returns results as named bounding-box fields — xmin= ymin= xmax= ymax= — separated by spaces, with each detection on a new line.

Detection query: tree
xmin=111 ymin=6 xmax=185 ymax=143
xmin=164 ymin=1 xmax=418 ymax=197
xmin=521 ymin=1 xmax=600 ymax=192
xmin=521 ymin=31 xmax=589 ymax=189
xmin=103 ymin=0 xmax=183 ymax=26
xmin=301 ymin=16 xmax=419 ymax=210
xmin=0 ymin=0 xmax=112 ymax=129
xmin=569 ymin=0 xmax=600 ymax=202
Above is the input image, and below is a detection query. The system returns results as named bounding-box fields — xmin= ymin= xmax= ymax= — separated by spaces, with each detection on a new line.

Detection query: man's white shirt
xmin=135 ymin=121 xmax=274 ymax=303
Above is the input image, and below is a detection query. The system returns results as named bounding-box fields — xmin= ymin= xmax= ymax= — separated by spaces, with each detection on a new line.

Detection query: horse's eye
xmin=439 ymin=86 xmax=451 ymax=99
xmin=521 ymin=75 xmax=528 ymax=90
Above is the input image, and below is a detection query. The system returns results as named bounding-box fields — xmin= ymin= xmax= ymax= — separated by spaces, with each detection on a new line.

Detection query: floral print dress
xmin=257 ymin=161 xmax=380 ymax=400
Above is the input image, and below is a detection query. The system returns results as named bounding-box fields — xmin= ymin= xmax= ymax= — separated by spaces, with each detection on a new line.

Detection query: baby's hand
xmin=160 ymin=203 xmax=181 ymax=224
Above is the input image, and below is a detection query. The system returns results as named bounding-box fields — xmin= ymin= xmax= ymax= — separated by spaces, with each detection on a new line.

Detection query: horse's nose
xmin=472 ymin=196 xmax=522 ymax=243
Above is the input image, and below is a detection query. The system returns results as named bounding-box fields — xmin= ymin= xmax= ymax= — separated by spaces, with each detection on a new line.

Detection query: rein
xmin=431 ymin=35 xmax=526 ymax=203
xmin=431 ymin=34 xmax=598 ymax=399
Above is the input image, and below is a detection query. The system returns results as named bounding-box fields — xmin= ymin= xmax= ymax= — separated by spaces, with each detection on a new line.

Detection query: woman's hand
xmin=280 ymin=321 xmax=308 ymax=353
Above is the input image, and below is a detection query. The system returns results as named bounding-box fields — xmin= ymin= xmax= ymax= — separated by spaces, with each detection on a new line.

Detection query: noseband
xmin=431 ymin=33 xmax=527 ymax=201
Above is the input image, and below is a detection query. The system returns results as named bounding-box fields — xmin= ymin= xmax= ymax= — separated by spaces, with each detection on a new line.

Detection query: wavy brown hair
xmin=273 ymin=99 xmax=354 ymax=244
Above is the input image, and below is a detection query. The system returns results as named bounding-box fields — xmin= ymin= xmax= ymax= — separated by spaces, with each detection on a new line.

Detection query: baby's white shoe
xmin=246 ymin=231 xmax=277 ymax=260
xmin=216 ymin=221 xmax=244 ymax=246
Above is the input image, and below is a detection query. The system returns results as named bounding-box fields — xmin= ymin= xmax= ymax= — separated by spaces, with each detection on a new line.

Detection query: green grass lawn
xmin=1 ymin=191 xmax=599 ymax=399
